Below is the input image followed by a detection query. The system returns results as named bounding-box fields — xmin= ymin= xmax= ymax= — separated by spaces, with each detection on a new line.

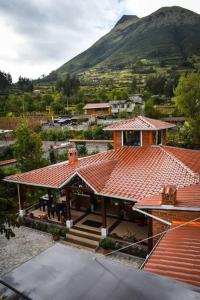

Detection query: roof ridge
xmin=160 ymin=146 xmax=200 ymax=180
xmin=77 ymin=158 xmax=117 ymax=172
xmin=138 ymin=116 xmax=156 ymax=128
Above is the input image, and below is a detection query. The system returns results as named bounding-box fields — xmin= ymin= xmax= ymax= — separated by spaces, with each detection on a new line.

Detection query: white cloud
xmin=0 ymin=0 xmax=199 ymax=81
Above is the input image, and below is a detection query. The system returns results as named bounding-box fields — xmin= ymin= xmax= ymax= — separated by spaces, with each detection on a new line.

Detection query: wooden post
xmin=47 ymin=188 xmax=52 ymax=219
xmin=65 ymin=188 xmax=71 ymax=220
xmin=101 ymin=196 xmax=107 ymax=236
xmin=65 ymin=188 xmax=73 ymax=228
xmin=18 ymin=184 xmax=26 ymax=216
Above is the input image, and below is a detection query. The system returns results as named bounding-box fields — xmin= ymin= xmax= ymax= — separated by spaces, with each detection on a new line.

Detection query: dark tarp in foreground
xmin=1 ymin=244 xmax=200 ymax=300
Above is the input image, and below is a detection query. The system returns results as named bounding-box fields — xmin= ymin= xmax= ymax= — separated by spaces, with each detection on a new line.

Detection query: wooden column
xmin=101 ymin=196 xmax=107 ymax=228
xmin=65 ymin=188 xmax=71 ymax=220
xmin=47 ymin=188 xmax=52 ymax=218
xmin=18 ymin=184 xmax=26 ymax=216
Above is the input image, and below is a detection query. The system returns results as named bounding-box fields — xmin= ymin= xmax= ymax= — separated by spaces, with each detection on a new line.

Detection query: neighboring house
xmin=69 ymin=139 xmax=113 ymax=154
xmin=110 ymin=100 xmax=135 ymax=114
xmin=4 ymin=116 xmax=200 ymax=287
xmin=83 ymin=103 xmax=112 ymax=116
xmin=0 ymin=159 xmax=17 ymax=168
xmin=162 ymin=116 xmax=185 ymax=126
xmin=84 ymin=96 xmax=144 ymax=116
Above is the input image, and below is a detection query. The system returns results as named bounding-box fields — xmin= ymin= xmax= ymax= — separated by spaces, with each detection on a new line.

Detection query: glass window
xmin=157 ymin=130 xmax=162 ymax=144
xmin=123 ymin=131 xmax=141 ymax=146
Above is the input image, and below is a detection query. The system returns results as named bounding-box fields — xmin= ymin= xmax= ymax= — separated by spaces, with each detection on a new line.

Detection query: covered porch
xmin=17 ymin=175 xmax=148 ymax=241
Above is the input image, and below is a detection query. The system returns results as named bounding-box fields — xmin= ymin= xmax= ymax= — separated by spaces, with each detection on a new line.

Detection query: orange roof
xmin=137 ymin=183 xmax=200 ymax=208
xmin=144 ymin=221 xmax=200 ymax=287
xmin=4 ymin=146 xmax=200 ymax=203
xmin=163 ymin=146 xmax=200 ymax=174
xmin=104 ymin=116 xmax=176 ymax=131
xmin=84 ymin=103 xmax=111 ymax=109
xmin=0 ymin=159 xmax=17 ymax=167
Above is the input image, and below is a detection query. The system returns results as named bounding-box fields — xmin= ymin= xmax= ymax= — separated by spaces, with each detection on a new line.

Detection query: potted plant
xmin=48 ymin=227 xmax=61 ymax=241
xmin=59 ymin=227 xmax=69 ymax=238
xmin=100 ymin=237 xmax=114 ymax=255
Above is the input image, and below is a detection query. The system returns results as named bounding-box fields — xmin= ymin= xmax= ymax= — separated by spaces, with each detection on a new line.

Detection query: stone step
xmin=59 ymin=240 xmax=96 ymax=253
xmin=66 ymin=233 xmax=99 ymax=250
xmin=69 ymin=228 xmax=102 ymax=242
xmin=73 ymin=225 xmax=101 ymax=236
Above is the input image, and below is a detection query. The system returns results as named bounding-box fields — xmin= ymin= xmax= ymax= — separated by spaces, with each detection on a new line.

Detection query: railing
xmin=0 ymin=280 xmax=31 ymax=300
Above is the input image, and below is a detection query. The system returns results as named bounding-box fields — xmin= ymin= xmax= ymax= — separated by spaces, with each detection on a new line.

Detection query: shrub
xmin=59 ymin=227 xmax=69 ymax=237
xmin=47 ymin=227 xmax=61 ymax=236
xmin=100 ymin=237 xmax=115 ymax=250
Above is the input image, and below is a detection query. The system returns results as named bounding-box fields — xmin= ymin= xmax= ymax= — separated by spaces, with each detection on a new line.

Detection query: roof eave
xmin=104 ymin=126 xmax=175 ymax=131
xmin=135 ymin=205 xmax=200 ymax=212
xmin=3 ymin=178 xmax=59 ymax=189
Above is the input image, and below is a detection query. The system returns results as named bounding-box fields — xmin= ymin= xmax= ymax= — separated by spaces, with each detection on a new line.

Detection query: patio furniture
xmin=38 ymin=213 xmax=48 ymax=220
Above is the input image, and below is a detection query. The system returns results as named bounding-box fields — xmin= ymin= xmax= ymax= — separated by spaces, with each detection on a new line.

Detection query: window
xmin=123 ymin=131 xmax=141 ymax=146
xmin=157 ymin=131 xmax=162 ymax=144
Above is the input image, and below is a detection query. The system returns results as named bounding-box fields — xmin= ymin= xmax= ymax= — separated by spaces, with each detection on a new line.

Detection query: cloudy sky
xmin=0 ymin=0 xmax=199 ymax=82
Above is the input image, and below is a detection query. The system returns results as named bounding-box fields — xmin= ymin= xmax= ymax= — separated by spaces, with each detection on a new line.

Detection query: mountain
xmin=46 ymin=6 xmax=200 ymax=81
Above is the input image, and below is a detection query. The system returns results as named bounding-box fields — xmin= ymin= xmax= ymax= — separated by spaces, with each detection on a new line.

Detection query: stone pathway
xmin=0 ymin=226 xmax=53 ymax=276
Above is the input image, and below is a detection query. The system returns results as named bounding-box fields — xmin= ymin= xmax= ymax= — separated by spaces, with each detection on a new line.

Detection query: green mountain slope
xmin=47 ymin=6 xmax=200 ymax=80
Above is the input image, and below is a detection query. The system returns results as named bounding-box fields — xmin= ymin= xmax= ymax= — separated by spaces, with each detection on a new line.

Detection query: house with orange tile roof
xmin=83 ymin=103 xmax=112 ymax=116
xmin=3 ymin=116 xmax=200 ymax=286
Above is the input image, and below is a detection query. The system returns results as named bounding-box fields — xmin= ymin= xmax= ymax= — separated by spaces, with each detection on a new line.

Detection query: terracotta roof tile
xmin=144 ymin=221 xmax=200 ymax=287
xmin=5 ymin=146 xmax=200 ymax=205
xmin=104 ymin=116 xmax=175 ymax=131
xmin=163 ymin=146 xmax=200 ymax=174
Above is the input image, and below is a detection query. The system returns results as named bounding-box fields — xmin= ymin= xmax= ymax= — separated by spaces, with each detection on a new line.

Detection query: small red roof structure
xmin=83 ymin=103 xmax=111 ymax=109
xmin=0 ymin=159 xmax=17 ymax=167
xmin=137 ymin=183 xmax=200 ymax=208
xmin=104 ymin=116 xmax=175 ymax=131
xmin=144 ymin=221 xmax=200 ymax=287
xmin=4 ymin=146 xmax=200 ymax=203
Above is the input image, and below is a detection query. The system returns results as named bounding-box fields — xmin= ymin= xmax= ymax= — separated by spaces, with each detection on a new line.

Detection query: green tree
xmin=145 ymin=75 xmax=166 ymax=95
xmin=145 ymin=99 xmax=161 ymax=118
xmin=14 ymin=120 xmax=45 ymax=171
xmin=51 ymin=101 xmax=64 ymax=114
xmin=0 ymin=70 xmax=12 ymax=93
xmin=174 ymin=73 xmax=200 ymax=145
xmin=129 ymin=77 xmax=137 ymax=94
xmin=0 ymin=166 xmax=20 ymax=239
xmin=17 ymin=76 xmax=33 ymax=92
xmin=49 ymin=145 xmax=56 ymax=164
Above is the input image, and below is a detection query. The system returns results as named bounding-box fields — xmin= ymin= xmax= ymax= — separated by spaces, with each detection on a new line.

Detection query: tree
xmin=17 ymin=76 xmax=33 ymax=92
xmin=174 ymin=73 xmax=200 ymax=146
xmin=56 ymin=74 xmax=80 ymax=97
xmin=0 ymin=166 xmax=20 ymax=239
xmin=145 ymin=75 xmax=166 ymax=95
xmin=49 ymin=145 xmax=56 ymax=164
xmin=129 ymin=77 xmax=137 ymax=94
xmin=145 ymin=99 xmax=161 ymax=118
xmin=0 ymin=70 xmax=12 ymax=93
xmin=14 ymin=120 xmax=45 ymax=171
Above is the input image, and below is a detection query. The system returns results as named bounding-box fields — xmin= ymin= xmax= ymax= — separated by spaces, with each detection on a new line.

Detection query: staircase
xmin=65 ymin=227 xmax=102 ymax=252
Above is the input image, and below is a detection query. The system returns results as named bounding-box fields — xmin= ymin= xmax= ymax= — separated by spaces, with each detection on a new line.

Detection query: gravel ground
xmin=0 ymin=226 xmax=53 ymax=276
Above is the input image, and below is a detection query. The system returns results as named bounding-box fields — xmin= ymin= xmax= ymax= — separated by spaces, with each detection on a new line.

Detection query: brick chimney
xmin=161 ymin=185 xmax=177 ymax=205
xmin=68 ymin=148 xmax=78 ymax=164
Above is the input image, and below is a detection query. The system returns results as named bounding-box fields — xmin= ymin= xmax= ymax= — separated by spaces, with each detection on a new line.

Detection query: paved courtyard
xmin=0 ymin=226 xmax=53 ymax=276
xmin=0 ymin=225 xmax=144 ymax=279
